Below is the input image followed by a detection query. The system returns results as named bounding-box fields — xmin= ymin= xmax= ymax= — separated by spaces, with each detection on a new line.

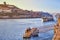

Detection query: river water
xmin=0 ymin=18 xmax=56 ymax=40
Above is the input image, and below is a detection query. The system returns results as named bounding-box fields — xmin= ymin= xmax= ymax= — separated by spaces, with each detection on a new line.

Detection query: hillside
xmin=0 ymin=2 xmax=54 ymax=21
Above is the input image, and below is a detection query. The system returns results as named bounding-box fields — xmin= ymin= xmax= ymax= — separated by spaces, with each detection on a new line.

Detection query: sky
xmin=0 ymin=0 xmax=60 ymax=13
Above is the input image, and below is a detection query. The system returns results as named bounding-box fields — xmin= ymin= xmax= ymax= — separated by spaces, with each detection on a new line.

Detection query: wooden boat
xmin=23 ymin=28 xmax=39 ymax=38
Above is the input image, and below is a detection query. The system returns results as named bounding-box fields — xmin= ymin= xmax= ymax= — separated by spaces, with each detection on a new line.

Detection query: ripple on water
xmin=0 ymin=19 xmax=56 ymax=40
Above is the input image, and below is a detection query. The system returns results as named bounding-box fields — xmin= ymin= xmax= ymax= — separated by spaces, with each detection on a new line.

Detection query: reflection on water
xmin=23 ymin=38 xmax=30 ymax=40
xmin=0 ymin=18 xmax=56 ymax=40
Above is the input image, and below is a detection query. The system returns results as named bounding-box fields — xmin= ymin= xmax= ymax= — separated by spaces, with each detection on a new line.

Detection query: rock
xmin=52 ymin=18 xmax=60 ymax=40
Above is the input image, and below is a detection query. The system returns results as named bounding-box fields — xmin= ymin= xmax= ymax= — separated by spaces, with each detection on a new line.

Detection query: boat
xmin=23 ymin=28 xmax=39 ymax=38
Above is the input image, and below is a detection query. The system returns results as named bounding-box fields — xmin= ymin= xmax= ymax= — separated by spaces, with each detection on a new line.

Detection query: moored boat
xmin=23 ymin=27 xmax=39 ymax=38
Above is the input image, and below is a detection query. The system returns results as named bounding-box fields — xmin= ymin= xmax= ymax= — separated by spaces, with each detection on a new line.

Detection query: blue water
xmin=0 ymin=18 xmax=56 ymax=40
